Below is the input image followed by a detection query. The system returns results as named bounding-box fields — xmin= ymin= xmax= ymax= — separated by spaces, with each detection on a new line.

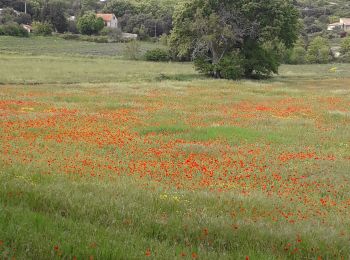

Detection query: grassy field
xmin=0 ymin=37 xmax=350 ymax=259
xmin=0 ymin=36 xmax=163 ymax=58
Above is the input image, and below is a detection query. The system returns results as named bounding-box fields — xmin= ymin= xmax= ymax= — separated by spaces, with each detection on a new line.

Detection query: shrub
xmin=123 ymin=40 xmax=141 ymax=60
xmin=32 ymin=22 xmax=53 ymax=36
xmin=0 ymin=22 xmax=28 ymax=37
xmin=340 ymin=53 xmax=350 ymax=63
xmin=288 ymin=46 xmax=307 ymax=64
xmin=306 ymin=36 xmax=332 ymax=64
xmin=77 ymin=13 xmax=104 ymax=35
xmin=67 ymin=20 xmax=79 ymax=34
xmin=59 ymin=33 xmax=109 ymax=43
xmin=0 ymin=8 xmax=17 ymax=24
xmin=218 ymin=53 xmax=245 ymax=79
xmin=100 ymin=27 xmax=122 ymax=42
xmin=14 ymin=13 xmax=32 ymax=25
xmin=194 ymin=51 xmax=244 ymax=80
xmin=340 ymin=37 xmax=350 ymax=55
xmin=340 ymin=37 xmax=350 ymax=63
xmin=59 ymin=33 xmax=80 ymax=40
xmin=144 ymin=48 xmax=170 ymax=62
xmin=80 ymin=35 xmax=109 ymax=43
xmin=159 ymin=34 xmax=168 ymax=46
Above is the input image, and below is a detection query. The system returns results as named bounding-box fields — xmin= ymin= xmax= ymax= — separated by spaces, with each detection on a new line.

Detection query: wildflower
xmin=192 ymin=252 xmax=198 ymax=259
xmin=201 ymin=228 xmax=208 ymax=236
xmin=145 ymin=248 xmax=151 ymax=257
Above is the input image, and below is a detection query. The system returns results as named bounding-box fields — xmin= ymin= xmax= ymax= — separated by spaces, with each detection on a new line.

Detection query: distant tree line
xmin=0 ymin=0 xmax=177 ymax=39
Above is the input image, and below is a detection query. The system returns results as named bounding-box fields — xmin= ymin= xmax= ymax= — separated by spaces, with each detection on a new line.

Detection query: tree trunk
xmin=210 ymin=41 xmax=221 ymax=78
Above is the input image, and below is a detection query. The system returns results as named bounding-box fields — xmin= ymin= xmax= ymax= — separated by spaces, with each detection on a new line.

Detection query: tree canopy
xmin=170 ymin=0 xmax=300 ymax=79
xmin=77 ymin=12 xmax=104 ymax=35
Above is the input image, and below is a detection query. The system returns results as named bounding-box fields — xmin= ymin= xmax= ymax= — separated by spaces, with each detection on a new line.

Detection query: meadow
xmin=0 ymin=37 xmax=350 ymax=259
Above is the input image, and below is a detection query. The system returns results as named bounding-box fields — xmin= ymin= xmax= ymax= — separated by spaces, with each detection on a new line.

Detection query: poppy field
xmin=0 ymin=50 xmax=350 ymax=259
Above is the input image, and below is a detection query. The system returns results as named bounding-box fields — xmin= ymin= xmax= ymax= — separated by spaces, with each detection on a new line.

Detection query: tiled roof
xmin=96 ymin=14 xmax=114 ymax=22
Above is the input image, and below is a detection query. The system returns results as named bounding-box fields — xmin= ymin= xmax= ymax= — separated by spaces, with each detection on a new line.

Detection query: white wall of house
xmin=108 ymin=16 xmax=118 ymax=28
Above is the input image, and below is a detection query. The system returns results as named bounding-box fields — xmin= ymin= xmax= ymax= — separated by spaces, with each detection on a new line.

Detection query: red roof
xmin=96 ymin=14 xmax=114 ymax=22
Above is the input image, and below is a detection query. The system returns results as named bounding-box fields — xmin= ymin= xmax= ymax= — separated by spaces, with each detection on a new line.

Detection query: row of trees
xmin=102 ymin=0 xmax=174 ymax=39
xmin=285 ymin=36 xmax=350 ymax=64
xmin=0 ymin=0 xmax=176 ymax=39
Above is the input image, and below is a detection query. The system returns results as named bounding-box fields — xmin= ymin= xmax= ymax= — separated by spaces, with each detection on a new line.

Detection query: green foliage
xmin=283 ymin=39 xmax=307 ymax=64
xmin=289 ymin=46 xmax=307 ymax=64
xmin=159 ymin=33 xmax=168 ymax=46
xmin=340 ymin=37 xmax=350 ymax=63
xmin=67 ymin=20 xmax=78 ymax=34
xmin=170 ymin=0 xmax=299 ymax=79
xmin=340 ymin=37 xmax=350 ymax=55
xmin=41 ymin=1 xmax=68 ymax=33
xmin=32 ymin=21 xmax=53 ymax=36
xmin=0 ymin=22 xmax=28 ymax=37
xmin=144 ymin=48 xmax=170 ymax=61
xmin=123 ymin=39 xmax=141 ymax=60
xmin=100 ymin=27 xmax=123 ymax=42
xmin=59 ymin=33 xmax=109 ymax=43
xmin=15 ymin=13 xmax=32 ymax=25
xmin=77 ymin=12 xmax=104 ymax=35
xmin=194 ymin=51 xmax=244 ymax=79
xmin=241 ymin=41 xmax=280 ymax=78
xmin=306 ymin=36 xmax=332 ymax=64
xmin=0 ymin=7 xmax=18 ymax=24
xmin=102 ymin=0 xmax=136 ymax=17
xmin=104 ymin=0 xmax=174 ymax=38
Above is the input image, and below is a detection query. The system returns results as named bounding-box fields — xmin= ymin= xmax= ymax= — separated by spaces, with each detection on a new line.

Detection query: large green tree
xmin=77 ymin=12 xmax=104 ymax=35
xmin=170 ymin=0 xmax=299 ymax=79
xmin=41 ymin=1 xmax=68 ymax=33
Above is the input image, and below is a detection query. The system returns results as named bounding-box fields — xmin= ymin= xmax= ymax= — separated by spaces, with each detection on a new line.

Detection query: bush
xmin=288 ymin=46 xmax=307 ymax=64
xmin=194 ymin=51 xmax=244 ymax=80
xmin=340 ymin=53 xmax=350 ymax=63
xmin=77 ymin=13 xmax=104 ymax=35
xmin=144 ymin=48 xmax=170 ymax=62
xmin=100 ymin=27 xmax=122 ymax=42
xmin=123 ymin=40 xmax=141 ymax=60
xmin=80 ymin=35 xmax=108 ymax=43
xmin=0 ymin=22 xmax=28 ymax=37
xmin=59 ymin=33 xmax=109 ymax=43
xmin=32 ymin=22 xmax=53 ymax=36
xmin=59 ymin=33 xmax=81 ymax=40
xmin=159 ymin=34 xmax=168 ymax=46
xmin=306 ymin=36 xmax=332 ymax=64
xmin=340 ymin=37 xmax=350 ymax=55
xmin=14 ymin=13 xmax=32 ymax=25
xmin=0 ymin=8 xmax=18 ymax=24
xmin=67 ymin=20 xmax=79 ymax=34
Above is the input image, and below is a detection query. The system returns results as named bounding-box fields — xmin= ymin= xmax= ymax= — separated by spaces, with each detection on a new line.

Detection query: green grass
xmin=0 ymin=53 xmax=199 ymax=84
xmin=0 ymin=37 xmax=350 ymax=259
xmin=0 ymin=36 xmax=163 ymax=57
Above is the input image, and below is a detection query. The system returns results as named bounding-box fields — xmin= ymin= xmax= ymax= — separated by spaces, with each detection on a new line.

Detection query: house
xmin=328 ymin=18 xmax=350 ymax=32
xmin=96 ymin=13 xmax=118 ymax=29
